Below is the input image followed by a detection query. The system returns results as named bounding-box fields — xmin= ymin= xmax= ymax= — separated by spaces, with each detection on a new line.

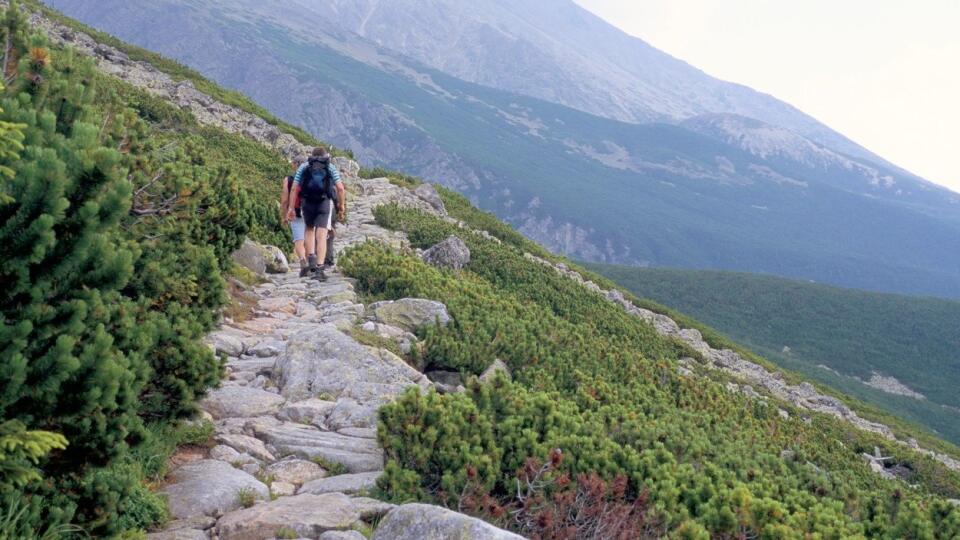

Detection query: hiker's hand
xmin=286 ymin=208 xmax=295 ymax=222
xmin=337 ymin=204 xmax=346 ymax=223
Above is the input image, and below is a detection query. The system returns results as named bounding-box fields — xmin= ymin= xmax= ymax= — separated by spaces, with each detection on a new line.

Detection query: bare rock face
xmin=479 ymin=359 xmax=510 ymax=383
xmin=275 ymin=325 xmax=423 ymax=402
xmin=332 ymin=157 xmax=361 ymax=179
xmin=366 ymin=299 xmax=451 ymax=334
xmin=422 ymin=235 xmax=470 ymax=270
xmin=200 ymin=386 xmax=286 ymax=420
xmin=231 ymin=239 xmax=289 ymax=275
xmin=162 ymin=460 xmax=269 ymax=519
xmin=413 ymin=183 xmax=447 ymax=215
xmin=298 ymin=472 xmax=382 ymax=496
xmin=372 ymin=503 xmax=524 ymax=540
xmin=216 ymin=492 xmax=360 ymax=540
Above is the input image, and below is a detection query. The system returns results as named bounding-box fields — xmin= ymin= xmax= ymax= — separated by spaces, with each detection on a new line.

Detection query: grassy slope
xmin=588 ymin=264 xmax=960 ymax=446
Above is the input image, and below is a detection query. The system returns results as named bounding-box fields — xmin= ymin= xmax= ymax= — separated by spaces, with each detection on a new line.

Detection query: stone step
xmin=252 ymin=422 xmax=384 ymax=473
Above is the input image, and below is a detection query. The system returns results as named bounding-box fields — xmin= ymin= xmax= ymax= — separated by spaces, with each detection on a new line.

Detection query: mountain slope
xmin=268 ymin=0 xmax=885 ymax=165
xmin=41 ymin=0 xmax=960 ymax=300
xmin=8 ymin=2 xmax=960 ymax=536
xmin=589 ymin=264 xmax=960 ymax=444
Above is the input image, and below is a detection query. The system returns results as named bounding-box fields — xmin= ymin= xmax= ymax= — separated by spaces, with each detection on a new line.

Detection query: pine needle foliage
xmin=343 ymin=204 xmax=960 ymax=538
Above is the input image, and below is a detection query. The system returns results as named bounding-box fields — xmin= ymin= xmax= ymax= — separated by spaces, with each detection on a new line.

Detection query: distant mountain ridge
xmin=45 ymin=0 xmax=960 ymax=299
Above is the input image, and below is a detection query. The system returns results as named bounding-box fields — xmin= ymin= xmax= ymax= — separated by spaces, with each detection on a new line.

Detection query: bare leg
xmin=315 ymin=228 xmax=329 ymax=266
xmin=294 ymin=239 xmax=306 ymax=262
xmin=304 ymin=227 xmax=317 ymax=256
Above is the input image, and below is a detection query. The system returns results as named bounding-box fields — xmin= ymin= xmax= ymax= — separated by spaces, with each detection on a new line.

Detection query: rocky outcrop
xmin=232 ymin=239 xmax=289 ymax=276
xmin=216 ymin=493 xmax=360 ymax=540
xmin=413 ymin=184 xmax=448 ymax=215
xmin=275 ymin=324 xmax=426 ymax=402
xmin=161 ymin=460 xmax=269 ymax=519
xmin=422 ymin=235 xmax=470 ymax=270
xmin=479 ymin=359 xmax=511 ymax=383
xmin=365 ymin=299 xmax=451 ymax=333
xmin=372 ymin=504 xmax=524 ymax=540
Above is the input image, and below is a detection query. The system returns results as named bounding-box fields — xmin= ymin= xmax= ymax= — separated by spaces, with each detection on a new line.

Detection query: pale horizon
xmin=574 ymin=0 xmax=960 ymax=193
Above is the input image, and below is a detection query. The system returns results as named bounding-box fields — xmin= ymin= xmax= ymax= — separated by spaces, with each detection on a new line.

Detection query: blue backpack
xmin=300 ymin=157 xmax=336 ymax=202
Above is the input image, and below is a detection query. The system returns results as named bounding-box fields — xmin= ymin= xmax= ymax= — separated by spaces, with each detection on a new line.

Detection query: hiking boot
xmin=312 ymin=267 xmax=328 ymax=282
xmin=297 ymin=258 xmax=308 ymax=277
xmin=302 ymin=254 xmax=318 ymax=278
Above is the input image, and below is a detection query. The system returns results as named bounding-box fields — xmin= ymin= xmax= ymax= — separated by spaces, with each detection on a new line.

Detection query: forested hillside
xmin=0 ymin=0 xmax=304 ymax=534
xmin=2 ymin=1 xmax=960 ymax=538
xmin=589 ymin=265 xmax=960 ymax=445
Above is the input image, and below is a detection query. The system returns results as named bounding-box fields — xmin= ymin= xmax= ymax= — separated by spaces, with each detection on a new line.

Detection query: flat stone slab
xmin=276 ymin=325 xmax=420 ymax=401
xmin=201 ymin=386 xmax=285 ymax=420
xmin=216 ymin=433 xmax=275 ymax=462
xmin=146 ymin=530 xmax=207 ymax=540
xmin=277 ymin=398 xmax=337 ymax=426
xmin=226 ymin=357 xmax=275 ymax=374
xmin=162 ymin=460 xmax=268 ymax=519
xmin=253 ymin=422 xmax=383 ymax=473
xmin=299 ymin=472 xmax=382 ymax=496
xmin=366 ymin=299 xmax=450 ymax=333
xmin=372 ymin=503 xmax=524 ymax=540
xmin=265 ymin=458 xmax=327 ymax=485
xmin=216 ymin=492 xmax=360 ymax=540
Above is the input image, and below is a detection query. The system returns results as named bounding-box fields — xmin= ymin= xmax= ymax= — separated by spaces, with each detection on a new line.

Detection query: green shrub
xmin=347 ymin=205 xmax=960 ymax=537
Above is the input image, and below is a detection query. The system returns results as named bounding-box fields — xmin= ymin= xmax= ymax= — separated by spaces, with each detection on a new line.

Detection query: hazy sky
xmin=573 ymin=0 xmax=960 ymax=192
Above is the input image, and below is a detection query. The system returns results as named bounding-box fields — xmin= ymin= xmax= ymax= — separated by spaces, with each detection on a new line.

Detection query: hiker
xmin=281 ymin=157 xmax=307 ymax=271
xmin=287 ymin=145 xmax=346 ymax=280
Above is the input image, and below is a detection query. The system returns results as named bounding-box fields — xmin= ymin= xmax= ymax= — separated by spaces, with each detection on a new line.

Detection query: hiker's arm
xmin=280 ymin=178 xmax=289 ymax=221
xmin=336 ymin=182 xmax=346 ymax=210
xmin=286 ymin=183 xmax=301 ymax=220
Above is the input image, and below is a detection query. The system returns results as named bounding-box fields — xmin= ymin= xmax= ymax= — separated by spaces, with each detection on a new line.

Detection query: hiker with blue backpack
xmin=286 ymin=145 xmax=347 ymax=280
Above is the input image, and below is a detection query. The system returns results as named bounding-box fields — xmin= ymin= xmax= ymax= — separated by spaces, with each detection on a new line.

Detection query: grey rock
xmin=270 ymin=481 xmax=296 ymax=496
xmin=208 ymin=332 xmax=244 ymax=357
xmin=426 ymin=370 xmax=463 ymax=388
xmin=337 ymin=427 xmax=377 ymax=439
xmin=265 ymin=458 xmax=327 ymax=485
xmin=298 ymin=472 xmax=381 ymax=496
xmin=479 ymin=359 xmax=510 ymax=383
xmin=277 ymin=398 xmax=337 ymax=426
xmin=216 ymin=493 xmax=360 ymax=540
xmin=276 ymin=325 xmax=420 ymax=402
xmin=325 ymin=398 xmax=379 ymax=430
xmin=165 ymin=515 xmax=217 ymax=531
xmin=231 ymin=239 xmax=268 ymax=275
xmin=162 ymin=460 xmax=269 ymax=519
xmin=366 ymin=299 xmax=450 ymax=334
xmin=350 ymin=497 xmax=396 ymax=520
xmin=263 ymin=244 xmax=290 ymax=274
xmin=217 ymin=434 xmax=275 ymax=462
xmin=319 ymin=531 xmax=366 ymax=540
xmin=372 ymin=503 xmax=524 ymax=540
xmin=413 ymin=183 xmax=447 ymax=215
xmin=332 ymin=157 xmax=361 ymax=179
xmin=209 ymin=444 xmax=241 ymax=463
xmin=253 ymin=422 xmax=383 ymax=473
xmin=241 ymin=462 xmax=261 ymax=476
xmin=201 ymin=386 xmax=285 ymax=420
xmin=246 ymin=339 xmax=285 ymax=358
xmin=422 ymin=235 xmax=470 ymax=270
xmin=146 ymin=530 xmax=208 ymax=540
